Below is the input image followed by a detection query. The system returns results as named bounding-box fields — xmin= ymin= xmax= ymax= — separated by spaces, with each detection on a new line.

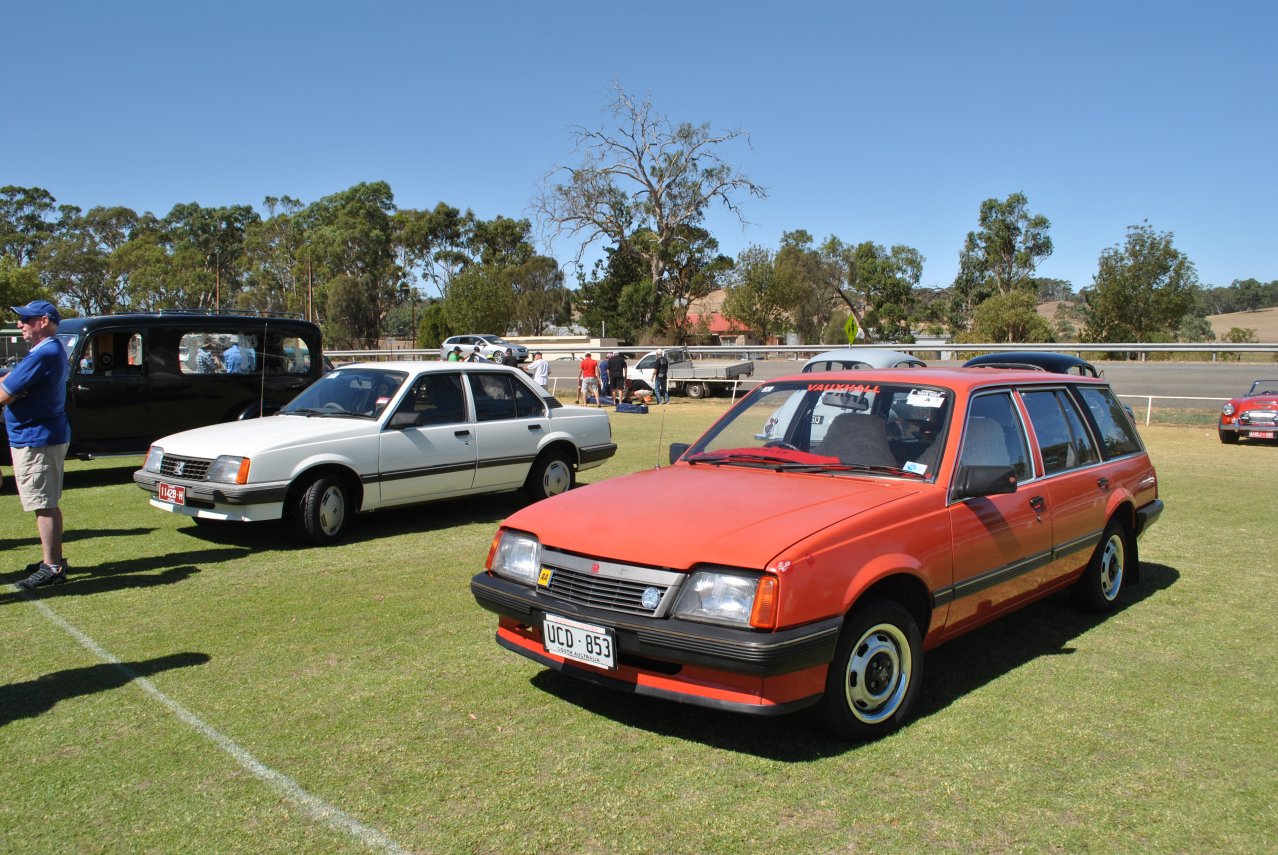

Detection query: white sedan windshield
xmin=281 ymin=368 xmax=408 ymax=418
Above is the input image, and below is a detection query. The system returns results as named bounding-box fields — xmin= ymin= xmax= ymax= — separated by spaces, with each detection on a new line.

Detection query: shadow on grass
xmin=0 ymin=546 xmax=255 ymax=606
xmin=0 ymin=527 xmax=157 ymax=553
xmin=173 ymin=491 xmax=528 ymax=551
xmin=0 ymin=651 xmax=211 ymax=727
xmin=63 ymin=462 xmax=146 ymax=490
xmin=526 ymin=563 xmax=1180 ymax=761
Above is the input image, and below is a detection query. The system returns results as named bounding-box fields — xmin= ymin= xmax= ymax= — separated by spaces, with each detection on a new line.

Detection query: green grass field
xmin=2 ymin=400 xmax=1276 ymax=854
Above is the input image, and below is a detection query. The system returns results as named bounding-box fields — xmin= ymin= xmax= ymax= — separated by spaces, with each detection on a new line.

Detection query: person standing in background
xmin=579 ymin=353 xmax=600 ymax=405
xmin=2 ymin=300 xmax=72 ymax=589
xmin=529 ymin=352 xmax=550 ymax=387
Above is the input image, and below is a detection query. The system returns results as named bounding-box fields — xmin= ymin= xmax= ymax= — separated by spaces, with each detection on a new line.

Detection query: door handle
xmin=1029 ymin=496 xmax=1046 ymax=512
xmin=454 ymin=430 xmax=471 ymax=438
xmin=1097 ymin=477 xmax=1110 ymax=490
xmin=528 ymin=424 xmax=543 ymax=431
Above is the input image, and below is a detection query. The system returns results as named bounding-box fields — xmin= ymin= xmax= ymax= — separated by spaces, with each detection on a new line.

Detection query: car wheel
xmin=1219 ymin=427 xmax=1239 ymax=444
xmin=1073 ymin=518 xmax=1129 ymax=613
xmin=816 ymin=599 xmax=922 ymax=741
xmin=685 ymin=382 xmax=708 ymax=399
xmin=525 ymin=450 xmax=574 ymax=501
xmin=294 ymin=474 xmax=351 ymax=545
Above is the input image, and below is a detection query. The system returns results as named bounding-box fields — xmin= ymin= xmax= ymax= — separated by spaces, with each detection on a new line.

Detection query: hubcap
xmin=844 ymin=623 xmax=911 ymax=724
xmin=317 ymin=486 xmax=345 ymax=536
xmin=543 ymin=460 xmax=571 ymax=496
xmin=1099 ymin=533 xmax=1125 ymax=601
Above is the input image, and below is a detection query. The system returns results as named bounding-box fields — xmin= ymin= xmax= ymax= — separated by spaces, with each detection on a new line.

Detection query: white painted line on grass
xmin=26 ymin=595 xmax=413 ymax=855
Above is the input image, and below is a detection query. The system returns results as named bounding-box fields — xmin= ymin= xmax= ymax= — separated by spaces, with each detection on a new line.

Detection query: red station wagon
xmin=471 ymin=369 xmax=1163 ymax=740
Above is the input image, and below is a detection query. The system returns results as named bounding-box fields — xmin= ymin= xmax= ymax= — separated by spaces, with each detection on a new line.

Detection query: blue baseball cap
xmin=12 ymin=300 xmax=61 ymax=324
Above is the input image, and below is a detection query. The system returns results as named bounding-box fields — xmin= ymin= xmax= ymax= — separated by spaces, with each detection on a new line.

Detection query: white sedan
xmin=133 ymin=361 xmax=617 ymax=544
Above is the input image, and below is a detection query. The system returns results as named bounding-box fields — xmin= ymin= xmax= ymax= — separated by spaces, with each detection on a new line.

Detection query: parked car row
xmin=117 ymin=340 xmax=1171 ymax=740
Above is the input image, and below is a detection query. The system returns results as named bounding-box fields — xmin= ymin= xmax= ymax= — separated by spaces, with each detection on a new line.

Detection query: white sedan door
xmin=466 ymin=371 xmax=548 ymax=490
xmin=378 ymin=371 xmax=477 ymax=505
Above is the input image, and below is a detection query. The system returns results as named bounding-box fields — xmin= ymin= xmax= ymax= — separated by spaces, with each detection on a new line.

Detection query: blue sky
xmin=4 ymin=0 xmax=1274 ymax=294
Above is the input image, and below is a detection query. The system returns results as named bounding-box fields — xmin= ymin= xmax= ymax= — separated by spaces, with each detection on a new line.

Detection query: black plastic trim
xmin=472 ymin=572 xmax=841 ymax=677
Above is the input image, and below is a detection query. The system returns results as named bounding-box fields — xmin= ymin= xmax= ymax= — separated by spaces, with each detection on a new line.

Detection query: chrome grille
xmin=158 ymin=455 xmax=212 ymax=481
xmin=546 ymin=567 xmax=667 ymax=615
xmin=1240 ymin=411 xmax=1276 ymax=426
xmin=540 ymin=550 xmax=684 ymax=617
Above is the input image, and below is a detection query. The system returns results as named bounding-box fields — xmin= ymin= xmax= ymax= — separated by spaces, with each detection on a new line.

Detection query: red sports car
xmin=1219 ymin=379 xmax=1278 ymax=443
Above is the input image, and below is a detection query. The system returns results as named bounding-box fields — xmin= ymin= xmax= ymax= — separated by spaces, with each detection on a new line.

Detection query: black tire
xmin=685 ymin=382 xmax=709 ymax=399
xmin=524 ymin=450 xmax=574 ymax=501
xmin=816 ymin=599 xmax=923 ymax=741
xmin=1219 ymin=428 xmax=1239 ymax=444
xmin=293 ymin=474 xmax=351 ymax=545
xmin=1073 ymin=518 xmax=1129 ymax=613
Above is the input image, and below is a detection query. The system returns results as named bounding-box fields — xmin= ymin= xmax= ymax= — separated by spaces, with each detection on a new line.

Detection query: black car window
xmin=1021 ymin=389 xmax=1099 ymax=474
xmin=470 ymin=372 xmax=546 ymax=421
xmin=1077 ymin=387 xmax=1143 ymax=457
xmin=79 ymin=330 xmax=144 ymax=376
xmin=471 ymin=374 xmax=517 ymax=421
xmin=394 ymin=373 xmax=466 ymax=426
xmin=959 ymin=392 xmax=1032 ymax=481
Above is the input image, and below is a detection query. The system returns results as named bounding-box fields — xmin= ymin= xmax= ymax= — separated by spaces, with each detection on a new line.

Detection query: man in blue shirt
xmin=2 ymin=300 xmax=72 ymax=589
xmin=223 ymin=340 xmax=245 ymax=373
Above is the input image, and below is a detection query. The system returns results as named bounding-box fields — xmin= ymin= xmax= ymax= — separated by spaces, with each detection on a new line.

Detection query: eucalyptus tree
xmin=951 ymin=192 xmax=1052 ymax=329
xmin=507 ymin=255 xmax=571 ymax=335
xmin=821 ymin=237 xmax=924 ymax=343
xmin=298 ymin=182 xmax=401 ymax=341
xmin=1082 ymin=222 xmax=1198 ymax=343
xmin=35 ymin=206 xmax=149 ymax=315
xmin=161 ymin=201 xmax=260 ymax=309
xmin=241 ymin=195 xmax=306 ymax=315
xmin=0 ymin=185 xmax=62 ymax=265
xmin=722 ymin=245 xmax=801 ymax=344
xmin=537 ymin=82 xmax=765 ymax=325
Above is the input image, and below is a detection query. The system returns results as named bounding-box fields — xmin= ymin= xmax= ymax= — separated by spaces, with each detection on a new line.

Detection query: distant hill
xmin=1034 ymin=302 xmax=1278 ymax=342
xmin=1207 ymin=307 xmax=1278 ymax=341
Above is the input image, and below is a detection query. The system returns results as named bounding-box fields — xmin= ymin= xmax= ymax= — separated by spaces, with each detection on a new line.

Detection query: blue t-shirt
xmin=3 ymin=336 xmax=70 ymax=447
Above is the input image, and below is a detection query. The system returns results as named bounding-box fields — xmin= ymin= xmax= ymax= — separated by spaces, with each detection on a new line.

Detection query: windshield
xmin=280 ymin=368 xmax=408 ymax=419
xmin=1248 ymin=380 xmax=1278 ymax=396
xmin=56 ymin=333 xmax=79 ymax=366
xmin=686 ymin=379 xmax=953 ymax=480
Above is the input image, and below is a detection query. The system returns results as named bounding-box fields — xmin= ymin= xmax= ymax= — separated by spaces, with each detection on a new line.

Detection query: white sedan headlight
xmin=488 ymin=530 xmax=542 ymax=586
xmin=672 ymin=570 xmax=761 ymax=628
xmin=207 ymin=455 xmax=250 ymax=484
xmin=143 ymin=446 xmax=164 ymax=473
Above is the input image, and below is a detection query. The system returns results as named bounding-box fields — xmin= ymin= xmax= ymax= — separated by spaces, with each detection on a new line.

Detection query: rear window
xmin=1077 ymin=387 xmax=1143 ymax=457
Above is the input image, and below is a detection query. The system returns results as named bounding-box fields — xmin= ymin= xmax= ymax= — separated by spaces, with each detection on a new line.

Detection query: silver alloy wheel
xmin=844 ymin=622 xmax=912 ymax=724
xmin=316 ymin=484 xmax=346 ymax=537
xmin=1098 ymin=529 xmax=1126 ymax=601
xmin=542 ymin=458 xmax=572 ymax=496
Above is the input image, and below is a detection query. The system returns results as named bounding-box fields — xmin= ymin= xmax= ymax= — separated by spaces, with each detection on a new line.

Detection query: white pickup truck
xmin=626 ymin=347 xmax=754 ymax=398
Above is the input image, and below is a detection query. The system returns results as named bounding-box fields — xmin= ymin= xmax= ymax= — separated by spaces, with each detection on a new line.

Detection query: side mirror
xmin=669 ymin=442 xmax=690 ymax=464
xmin=388 ymin=411 xmax=420 ymax=430
xmin=952 ymin=464 xmax=1017 ymax=501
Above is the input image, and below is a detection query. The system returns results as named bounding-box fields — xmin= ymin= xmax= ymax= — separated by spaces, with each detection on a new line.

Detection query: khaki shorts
xmin=582 ymin=377 xmax=600 ymax=395
xmin=11 ymin=443 xmax=68 ymax=511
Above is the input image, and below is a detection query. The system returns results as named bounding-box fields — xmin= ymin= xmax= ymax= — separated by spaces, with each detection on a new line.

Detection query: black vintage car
xmin=1 ymin=311 xmax=324 ymax=461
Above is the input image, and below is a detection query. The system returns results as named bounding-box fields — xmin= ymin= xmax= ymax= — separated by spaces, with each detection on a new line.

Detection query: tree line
xmin=4 ymin=85 xmax=1275 ymax=348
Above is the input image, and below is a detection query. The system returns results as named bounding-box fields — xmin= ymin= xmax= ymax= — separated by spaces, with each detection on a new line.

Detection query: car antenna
xmin=655 ymin=389 xmax=669 ymax=468
xmin=258 ymin=320 xmax=268 ymax=417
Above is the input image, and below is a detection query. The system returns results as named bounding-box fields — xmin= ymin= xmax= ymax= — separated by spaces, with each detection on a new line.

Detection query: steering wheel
xmin=763 ymin=440 xmax=799 ymax=451
xmin=319 ymin=402 xmax=347 ymax=413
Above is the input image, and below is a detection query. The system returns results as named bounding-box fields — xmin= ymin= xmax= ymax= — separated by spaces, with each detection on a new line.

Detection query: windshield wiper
xmin=779 ymin=461 xmax=924 ymax=478
xmin=283 ymin=407 xmax=365 ymax=418
xmin=685 ymin=451 xmax=797 ymax=469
